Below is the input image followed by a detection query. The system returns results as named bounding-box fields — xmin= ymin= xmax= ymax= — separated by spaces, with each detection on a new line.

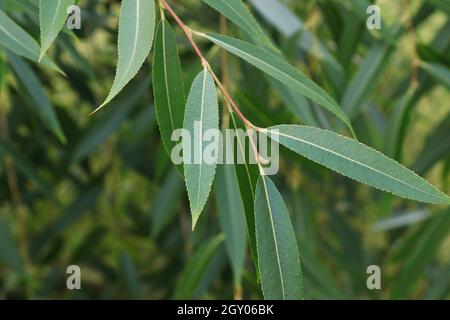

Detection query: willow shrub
xmin=0 ymin=0 xmax=449 ymax=299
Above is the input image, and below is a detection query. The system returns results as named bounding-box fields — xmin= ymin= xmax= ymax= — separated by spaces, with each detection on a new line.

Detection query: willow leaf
xmin=39 ymin=0 xmax=74 ymax=61
xmin=201 ymin=0 xmax=272 ymax=46
xmin=173 ymin=234 xmax=224 ymax=299
xmin=229 ymin=112 xmax=260 ymax=280
xmin=266 ymin=125 xmax=450 ymax=205
xmin=341 ymin=43 xmax=391 ymax=120
xmin=95 ymin=0 xmax=155 ymax=112
xmin=390 ymin=209 xmax=450 ymax=299
xmin=0 ymin=8 xmax=60 ymax=72
xmin=150 ymin=168 xmax=184 ymax=238
xmin=412 ymin=112 xmax=450 ymax=175
xmin=184 ymin=70 xmax=219 ymax=229
xmin=153 ymin=20 xmax=185 ymax=173
xmin=203 ymin=33 xmax=354 ymax=136
xmin=255 ymin=175 xmax=303 ymax=300
xmin=215 ymin=164 xmax=247 ymax=288
xmin=8 ymin=53 xmax=66 ymax=143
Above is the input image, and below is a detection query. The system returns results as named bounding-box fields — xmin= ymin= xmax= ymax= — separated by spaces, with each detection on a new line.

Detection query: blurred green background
xmin=0 ymin=0 xmax=449 ymax=299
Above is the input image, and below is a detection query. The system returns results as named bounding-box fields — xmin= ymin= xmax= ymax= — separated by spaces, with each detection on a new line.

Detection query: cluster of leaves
xmin=0 ymin=0 xmax=449 ymax=299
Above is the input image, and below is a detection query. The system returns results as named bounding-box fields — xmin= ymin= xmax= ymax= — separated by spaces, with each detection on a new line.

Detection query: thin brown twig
xmin=220 ymin=15 xmax=230 ymax=130
xmin=159 ymin=0 xmax=257 ymax=131
xmin=159 ymin=0 xmax=269 ymax=167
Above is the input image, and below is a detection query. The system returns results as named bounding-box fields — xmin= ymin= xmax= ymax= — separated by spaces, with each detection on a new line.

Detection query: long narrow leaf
xmin=153 ymin=19 xmax=185 ymax=173
xmin=203 ymin=33 xmax=354 ymax=135
xmin=0 ymin=8 xmax=60 ymax=71
xmin=173 ymin=234 xmax=224 ymax=299
xmin=255 ymin=175 xmax=303 ymax=299
xmin=95 ymin=0 xmax=155 ymax=111
xmin=265 ymin=125 xmax=450 ymax=205
xmin=7 ymin=53 xmax=66 ymax=143
xmin=215 ymin=164 xmax=247 ymax=289
xmin=39 ymin=0 xmax=74 ymax=61
xmin=201 ymin=0 xmax=272 ymax=47
xmin=184 ymin=70 xmax=219 ymax=229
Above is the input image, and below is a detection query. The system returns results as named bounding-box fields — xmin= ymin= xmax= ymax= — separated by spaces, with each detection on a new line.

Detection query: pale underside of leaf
xmin=39 ymin=0 xmax=74 ymax=61
xmin=94 ymin=0 xmax=155 ymax=112
xmin=266 ymin=125 xmax=450 ymax=205
xmin=184 ymin=70 xmax=219 ymax=229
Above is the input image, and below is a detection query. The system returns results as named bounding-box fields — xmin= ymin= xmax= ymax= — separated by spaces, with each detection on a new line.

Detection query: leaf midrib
xmin=269 ymin=127 xmax=445 ymax=202
xmin=117 ymin=0 xmax=141 ymax=89
xmin=194 ymin=71 xmax=208 ymax=214
xmin=0 ymin=17 xmax=36 ymax=58
xmin=229 ymin=111 xmax=255 ymax=199
xmin=260 ymin=175 xmax=286 ymax=299
xmin=220 ymin=1 xmax=268 ymax=44
xmin=161 ymin=20 xmax=176 ymax=131
xmin=208 ymin=35 xmax=342 ymax=118
xmin=43 ymin=0 xmax=62 ymax=49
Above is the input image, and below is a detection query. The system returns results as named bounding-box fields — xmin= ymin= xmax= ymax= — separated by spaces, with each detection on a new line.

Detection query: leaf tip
xmin=191 ymin=214 xmax=200 ymax=231
xmin=90 ymin=103 xmax=107 ymax=116
xmin=38 ymin=53 xmax=45 ymax=64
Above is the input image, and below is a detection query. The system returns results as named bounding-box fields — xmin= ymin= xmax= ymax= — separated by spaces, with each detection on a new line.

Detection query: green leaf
xmin=255 ymin=175 xmax=303 ymax=300
xmin=268 ymin=76 xmax=318 ymax=127
xmin=0 ymin=8 xmax=60 ymax=72
xmin=150 ymin=168 xmax=184 ymax=238
xmin=95 ymin=0 xmax=155 ymax=111
xmin=201 ymin=0 xmax=272 ymax=47
xmin=7 ymin=53 xmax=66 ymax=143
xmin=341 ymin=43 xmax=391 ymax=120
xmin=202 ymin=0 xmax=319 ymax=128
xmin=420 ymin=61 xmax=450 ymax=89
xmin=152 ymin=19 xmax=185 ymax=173
xmin=215 ymin=164 xmax=247 ymax=288
xmin=202 ymin=33 xmax=354 ymax=136
xmin=384 ymin=86 xmax=417 ymax=159
xmin=248 ymin=0 xmax=346 ymax=93
xmin=390 ymin=209 xmax=450 ymax=299
xmin=412 ymin=112 xmax=450 ymax=175
xmin=184 ymin=70 xmax=219 ymax=229
xmin=229 ymin=112 xmax=260 ymax=280
xmin=173 ymin=234 xmax=224 ymax=299
xmin=39 ymin=0 xmax=74 ymax=61
xmin=265 ymin=125 xmax=450 ymax=205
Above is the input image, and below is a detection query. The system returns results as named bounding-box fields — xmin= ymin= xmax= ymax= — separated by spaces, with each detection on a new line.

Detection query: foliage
xmin=0 ymin=0 xmax=449 ymax=300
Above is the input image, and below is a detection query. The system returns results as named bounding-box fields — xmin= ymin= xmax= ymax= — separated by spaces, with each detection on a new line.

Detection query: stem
xmin=220 ymin=15 xmax=230 ymax=130
xmin=159 ymin=0 xmax=257 ymax=130
xmin=159 ymin=0 xmax=207 ymax=67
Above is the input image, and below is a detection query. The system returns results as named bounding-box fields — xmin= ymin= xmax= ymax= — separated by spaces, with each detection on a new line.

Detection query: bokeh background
xmin=0 ymin=0 xmax=449 ymax=299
